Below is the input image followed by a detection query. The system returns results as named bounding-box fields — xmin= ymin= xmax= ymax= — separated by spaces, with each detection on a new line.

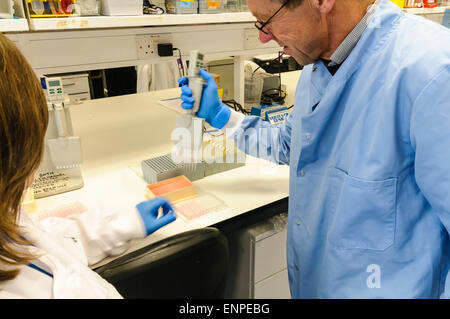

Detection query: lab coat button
xmin=299 ymin=170 xmax=305 ymax=176
xmin=305 ymin=133 xmax=312 ymax=140
xmin=296 ymin=220 xmax=301 ymax=225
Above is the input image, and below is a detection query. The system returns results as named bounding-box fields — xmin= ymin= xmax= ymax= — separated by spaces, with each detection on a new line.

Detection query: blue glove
xmin=178 ymin=69 xmax=231 ymax=129
xmin=136 ymin=197 xmax=176 ymax=235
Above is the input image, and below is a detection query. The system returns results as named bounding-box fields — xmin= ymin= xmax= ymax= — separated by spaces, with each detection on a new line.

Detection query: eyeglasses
xmin=254 ymin=0 xmax=291 ymax=35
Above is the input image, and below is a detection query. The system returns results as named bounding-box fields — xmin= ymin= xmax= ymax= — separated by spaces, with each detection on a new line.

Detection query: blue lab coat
xmin=231 ymin=0 xmax=450 ymax=298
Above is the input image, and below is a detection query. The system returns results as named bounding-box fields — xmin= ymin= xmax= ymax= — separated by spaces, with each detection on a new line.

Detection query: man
xmin=178 ymin=0 xmax=450 ymax=298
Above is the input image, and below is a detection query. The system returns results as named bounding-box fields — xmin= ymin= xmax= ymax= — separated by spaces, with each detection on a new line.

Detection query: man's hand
xmin=178 ymin=69 xmax=231 ymax=129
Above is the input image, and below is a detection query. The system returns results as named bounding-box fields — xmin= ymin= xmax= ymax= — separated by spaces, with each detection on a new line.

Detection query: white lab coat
xmin=0 ymin=206 xmax=146 ymax=298
xmin=136 ymin=62 xmax=180 ymax=93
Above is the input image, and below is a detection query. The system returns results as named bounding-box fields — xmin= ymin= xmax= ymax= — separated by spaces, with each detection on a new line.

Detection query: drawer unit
xmin=254 ymin=228 xmax=287 ymax=282
xmin=226 ymin=213 xmax=290 ymax=299
xmin=254 ymin=269 xmax=290 ymax=299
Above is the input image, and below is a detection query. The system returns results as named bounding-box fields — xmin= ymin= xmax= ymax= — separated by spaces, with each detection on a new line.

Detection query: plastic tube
xmin=30 ymin=0 xmax=45 ymax=15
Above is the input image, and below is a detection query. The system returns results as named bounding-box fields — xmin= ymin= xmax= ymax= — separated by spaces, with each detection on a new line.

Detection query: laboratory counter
xmin=33 ymin=87 xmax=290 ymax=269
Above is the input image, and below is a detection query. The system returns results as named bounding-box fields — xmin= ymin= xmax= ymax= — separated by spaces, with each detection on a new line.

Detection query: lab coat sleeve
xmin=410 ymin=66 xmax=450 ymax=296
xmin=222 ymin=109 xmax=292 ymax=165
xmin=37 ymin=206 xmax=147 ymax=266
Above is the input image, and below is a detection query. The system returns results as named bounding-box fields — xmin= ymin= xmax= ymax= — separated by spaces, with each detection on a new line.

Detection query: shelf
xmin=28 ymin=12 xmax=256 ymax=31
xmin=6 ymin=5 xmax=450 ymax=32
xmin=403 ymin=5 xmax=450 ymax=14
xmin=20 ymin=5 xmax=450 ymax=32
xmin=0 ymin=19 xmax=29 ymax=32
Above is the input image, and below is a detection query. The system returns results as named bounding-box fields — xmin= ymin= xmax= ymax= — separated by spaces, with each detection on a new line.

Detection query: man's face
xmin=247 ymin=0 xmax=329 ymax=66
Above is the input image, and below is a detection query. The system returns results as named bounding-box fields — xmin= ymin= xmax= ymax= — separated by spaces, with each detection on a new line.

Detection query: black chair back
xmin=95 ymin=227 xmax=229 ymax=299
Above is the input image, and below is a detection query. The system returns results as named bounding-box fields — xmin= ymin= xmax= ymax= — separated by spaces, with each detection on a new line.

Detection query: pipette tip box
xmin=145 ymin=175 xmax=197 ymax=204
xmin=141 ymin=153 xmax=205 ymax=184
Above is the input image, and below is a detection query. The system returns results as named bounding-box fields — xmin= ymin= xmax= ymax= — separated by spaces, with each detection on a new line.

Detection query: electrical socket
xmin=136 ymin=34 xmax=173 ymax=59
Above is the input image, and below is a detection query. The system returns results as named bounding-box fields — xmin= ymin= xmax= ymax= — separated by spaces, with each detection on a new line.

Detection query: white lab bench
xmin=0 ymin=18 xmax=28 ymax=32
xmin=32 ymin=87 xmax=291 ymax=297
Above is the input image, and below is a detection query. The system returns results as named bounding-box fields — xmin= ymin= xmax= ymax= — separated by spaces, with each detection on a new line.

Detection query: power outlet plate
xmin=136 ymin=33 xmax=173 ymax=59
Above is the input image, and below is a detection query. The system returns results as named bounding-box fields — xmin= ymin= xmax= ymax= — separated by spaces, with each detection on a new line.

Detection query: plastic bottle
xmin=423 ymin=0 xmax=438 ymax=8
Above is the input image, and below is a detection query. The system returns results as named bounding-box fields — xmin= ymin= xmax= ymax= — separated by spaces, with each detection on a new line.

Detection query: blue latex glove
xmin=178 ymin=69 xmax=231 ymax=129
xmin=136 ymin=197 xmax=176 ymax=235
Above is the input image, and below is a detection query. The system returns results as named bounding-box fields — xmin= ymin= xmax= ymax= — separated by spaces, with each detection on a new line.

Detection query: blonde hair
xmin=0 ymin=33 xmax=48 ymax=282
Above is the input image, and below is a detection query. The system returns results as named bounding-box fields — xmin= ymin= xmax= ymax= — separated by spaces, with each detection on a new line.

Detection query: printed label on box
xmin=180 ymin=1 xmax=192 ymax=7
xmin=207 ymin=2 xmax=221 ymax=7
xmin=267 ymin=110 xmax=289 ymax=125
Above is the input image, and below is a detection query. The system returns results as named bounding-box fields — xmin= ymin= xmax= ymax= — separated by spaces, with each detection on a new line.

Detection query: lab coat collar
xmin=329 ymin=0 xmax=403 ymax=83
xmin=314 ymin=0 xmax=404 ymax=81
xmin=308 ymin=60 xmax=332 ymax=114
xmin=292 ymin=0 xmax=404 ymax=172
xmin=306 ymin=0 xmax=403 ymax=116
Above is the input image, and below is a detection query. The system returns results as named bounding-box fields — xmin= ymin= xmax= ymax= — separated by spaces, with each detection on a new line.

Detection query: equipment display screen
xmin=48 ymin=80 xmax=61 ymax=87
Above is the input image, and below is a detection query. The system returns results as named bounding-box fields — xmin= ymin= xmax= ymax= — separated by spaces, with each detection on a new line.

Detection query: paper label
xmin=32 ymin=171 xmax=70 ymax=196
xmin=180 ymin=0 xmax=194 ymax=7
xmin=260 ymin=105 xmax=283 ymax=120
xmin=267 ymin=110 xmax=289 ymax=125
xmin=207 ymin=2 xmax=221 ymax=7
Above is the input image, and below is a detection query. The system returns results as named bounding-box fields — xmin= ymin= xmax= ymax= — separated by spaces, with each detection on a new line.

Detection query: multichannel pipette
xmin=173 ymin=50 xmax=205 ymax=165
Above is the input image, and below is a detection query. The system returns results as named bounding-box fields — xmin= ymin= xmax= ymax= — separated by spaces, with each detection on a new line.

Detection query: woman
xmin=0 ymin=34 xmax=176 ymax=298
